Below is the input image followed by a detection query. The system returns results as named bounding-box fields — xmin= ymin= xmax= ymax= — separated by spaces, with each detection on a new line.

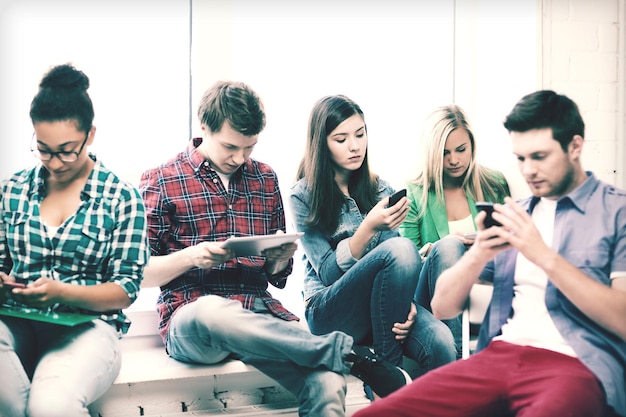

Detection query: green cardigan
xmin=399 ymin=174 xmax=510 ymax=250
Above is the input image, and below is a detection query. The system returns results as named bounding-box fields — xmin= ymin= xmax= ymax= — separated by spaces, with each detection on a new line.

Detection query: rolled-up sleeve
xmin=109 ymin=187 xmax=149 ymax=303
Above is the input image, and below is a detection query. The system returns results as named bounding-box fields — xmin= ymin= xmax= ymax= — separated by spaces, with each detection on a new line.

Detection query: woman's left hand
xmin=448 ymin=231 xmax=476 ymax=247
xmin=392 ymin=302 xmax=417 ymax=341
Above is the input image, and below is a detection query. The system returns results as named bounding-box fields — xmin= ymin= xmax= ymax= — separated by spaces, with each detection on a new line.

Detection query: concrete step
xmin=118 ymin=393 xmax=370 ymax=417
xmin=88 ymin=303 xmax=372 ymax=417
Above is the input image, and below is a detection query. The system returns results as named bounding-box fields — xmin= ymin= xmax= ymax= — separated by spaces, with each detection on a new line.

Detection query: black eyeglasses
xmin=31 ymin=132 xmax=89 ymax=162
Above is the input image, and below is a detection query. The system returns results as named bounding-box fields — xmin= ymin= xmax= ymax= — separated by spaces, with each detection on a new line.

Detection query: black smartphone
xmin=387 ymin=189 xmax=407 ymax=208
xmin=0 ymin=281 xmax=26 ymax=302
xmin=476 ymin=202 xmax=502 ymax=228
xmin=1 ymin=282 xmax=26 ymax=289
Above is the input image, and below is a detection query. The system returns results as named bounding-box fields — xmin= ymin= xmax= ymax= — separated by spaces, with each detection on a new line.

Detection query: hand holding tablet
xmin=220 ymin=232 xmax=304 ymax=257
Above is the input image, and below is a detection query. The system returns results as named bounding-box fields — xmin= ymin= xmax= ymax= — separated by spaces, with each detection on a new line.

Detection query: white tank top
xmin=495 ymin=198 xmax=576 ymax=357
xmin=448 ymin=214 xmax=475 ymax=235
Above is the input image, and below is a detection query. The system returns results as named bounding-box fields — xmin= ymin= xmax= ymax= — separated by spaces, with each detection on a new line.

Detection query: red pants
xmin=353 ymin=341 xmax=614 ymax=417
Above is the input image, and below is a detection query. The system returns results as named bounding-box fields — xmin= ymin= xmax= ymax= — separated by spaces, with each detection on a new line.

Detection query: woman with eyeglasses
xmin=0 ymin=64 xmax=148 ymax=417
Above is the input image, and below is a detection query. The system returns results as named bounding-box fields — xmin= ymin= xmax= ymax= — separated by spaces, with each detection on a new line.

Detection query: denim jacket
xmin=289 ymin=178 xmax=400 ymax=302
xmin=477 ymin=172 xmax=626 ymax=416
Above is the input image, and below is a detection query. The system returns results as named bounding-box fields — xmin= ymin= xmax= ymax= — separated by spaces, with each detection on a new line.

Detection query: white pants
xmin=0 ymin=317 xmax=121 ymax=417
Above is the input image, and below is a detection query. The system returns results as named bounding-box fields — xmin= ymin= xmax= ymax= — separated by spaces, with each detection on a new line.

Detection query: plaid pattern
xmin=0 ymin=156 xmax=149 ymax=333
xmin=139 ymin=138 xmax=298 ymax=342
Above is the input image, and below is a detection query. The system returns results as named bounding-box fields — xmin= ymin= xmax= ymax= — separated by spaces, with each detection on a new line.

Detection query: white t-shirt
xmin=216 ymin=171 xmax=232 ymax=191
xmin=495 ymin=198 xmax=577 ymax=357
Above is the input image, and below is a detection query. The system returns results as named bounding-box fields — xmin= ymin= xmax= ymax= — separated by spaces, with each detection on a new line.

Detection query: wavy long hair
xmin=296 ymin=95 xmax=379 ymax=233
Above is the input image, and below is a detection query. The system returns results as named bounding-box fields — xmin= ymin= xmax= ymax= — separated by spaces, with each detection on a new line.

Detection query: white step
xmin=88 ymin=297 xmax=371 ymax=417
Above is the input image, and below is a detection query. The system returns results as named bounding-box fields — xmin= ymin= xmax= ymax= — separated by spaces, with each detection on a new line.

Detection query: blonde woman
xmin=400 ymin=104 xmax=510 ymax=357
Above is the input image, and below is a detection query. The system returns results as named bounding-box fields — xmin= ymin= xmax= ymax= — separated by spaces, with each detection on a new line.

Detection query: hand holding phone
xmin=387 ymin=189 xmax=407 ymax=208
xmin=0 ymin=281 xmax=26 ymax=303
xmin=475 ymin=202 xmax=502 ymax=228
xmin=1 ymin=282 xmax=26 ymax=289
xmin=463 ymin=231 xmax=477 ymax=239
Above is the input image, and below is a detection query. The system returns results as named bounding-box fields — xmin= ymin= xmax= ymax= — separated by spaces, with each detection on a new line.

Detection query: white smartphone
xmin=463 ymin=231 xmax=477 ymax=239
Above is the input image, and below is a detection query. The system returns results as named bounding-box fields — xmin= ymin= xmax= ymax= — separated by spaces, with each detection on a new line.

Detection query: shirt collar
xmin=188 ymin=137 xmax=207 ymax=173
xmin=528 ymin=171 xmax=597 ymax=214
xmin=26 ymin=153 xmax=99 ymax=202
xmin=187 ymin=137 xmax=248 ymax=178
xmin=80 ymin=154 xmax=103 ymax=201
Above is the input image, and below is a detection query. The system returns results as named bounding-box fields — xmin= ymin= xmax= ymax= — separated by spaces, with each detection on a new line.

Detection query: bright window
xmin=0 ymin=0 xmax=537 ymax=319
xmin=0 ymin=0 xmax=190 ymax=184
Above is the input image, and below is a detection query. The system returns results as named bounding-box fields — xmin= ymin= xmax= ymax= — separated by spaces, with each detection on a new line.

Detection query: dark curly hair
xmin=29 ymin=64 xmax=94 ymax=134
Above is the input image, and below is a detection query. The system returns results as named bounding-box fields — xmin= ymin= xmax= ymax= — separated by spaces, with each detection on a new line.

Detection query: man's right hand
xmin=187 ymin=242 xmax=234 ymax=269
xmin=142 ymin=242 xmax=236 ymax=288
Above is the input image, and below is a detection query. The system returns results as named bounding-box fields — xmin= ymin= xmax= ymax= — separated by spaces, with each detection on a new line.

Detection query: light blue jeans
xmin=166 ymin=295 xmax=353 ymax=417
xmin=415 ymin=237 xmax=468 ymax=358
xmin=305 ymin=237 xmax=456 ymax=376
xmin=0 ymin=317 xmax=121 ymax=417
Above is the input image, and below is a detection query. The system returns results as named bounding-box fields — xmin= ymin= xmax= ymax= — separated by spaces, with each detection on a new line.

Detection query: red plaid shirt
xmin=139 ymin=138 xmax=298 ymax=343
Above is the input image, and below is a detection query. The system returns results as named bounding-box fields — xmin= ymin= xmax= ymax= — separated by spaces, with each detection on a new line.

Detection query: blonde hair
xmin=411 ymin=104 xmax=508 ymax=217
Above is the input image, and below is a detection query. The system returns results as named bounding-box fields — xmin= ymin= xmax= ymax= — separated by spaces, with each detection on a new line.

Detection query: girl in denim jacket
xmin=289 ymin=95 xmax=456 ymax=400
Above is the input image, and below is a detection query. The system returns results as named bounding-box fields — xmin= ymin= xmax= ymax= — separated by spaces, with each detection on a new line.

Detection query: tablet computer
xmin=220 ymin=232 xmax=304 ymax=257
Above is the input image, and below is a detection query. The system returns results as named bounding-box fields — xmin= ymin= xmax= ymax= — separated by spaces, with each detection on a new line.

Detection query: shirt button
xmin=204 ymin=161 xmax=209 ymax=167
xmin=213 ymin=178 xmax=218 ymax=183
xmin=228 ymin=204 xmax=233 ymax=210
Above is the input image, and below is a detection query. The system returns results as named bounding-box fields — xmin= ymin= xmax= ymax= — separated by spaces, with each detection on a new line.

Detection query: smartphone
xmin=475 ymin=202 xmax=502 ymax=228
xmin=387 ymin=189 xmax=407 ymax=208
xmin=0 ymin=281 xmax=26 ymax=302
xmin=1 ymin=281 xmax=26 ymax=289
xmin=463 ymin=231 xmax=477 ymax=239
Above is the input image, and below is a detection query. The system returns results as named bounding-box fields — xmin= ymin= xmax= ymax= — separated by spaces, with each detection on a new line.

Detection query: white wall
xmin=0 ymin=0 xmax=541 ymax=317
xmin=0 ymin=0 xmax=540 ymax=197
xmin=9 ymin=1 xmax=623 ymax=318
xmin=540 ymin=0 xmax=625 ymax=188
xmin=2 ymin=1 xmax=621 ymax=198
xmin=0 ymin=0 xmax=190 ymax=185
xmin=190 ymin=0 xmax=456 ymax=194
xmin=189 ymin=0 xmax=538 ymax=316
xmin=454 ymin=0 xmax=539 ymax=199
xmin=189 ymin=0 xmax=539 ymax=201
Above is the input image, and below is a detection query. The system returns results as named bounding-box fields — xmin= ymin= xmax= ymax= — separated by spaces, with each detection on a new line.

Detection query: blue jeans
xmin=305 ymin=237 xmax=456 ymax=376
xmin=416 ymin=237 xmax=467 ymax=358
xmin=166 ymin=295 xmax=353 ymax=417
xmin=0 ymin=317 xmax=121 ymax=417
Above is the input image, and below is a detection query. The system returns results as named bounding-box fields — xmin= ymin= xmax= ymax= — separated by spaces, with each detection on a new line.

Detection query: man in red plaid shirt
xmin=138 ymin=81 xmax=411 ymax=416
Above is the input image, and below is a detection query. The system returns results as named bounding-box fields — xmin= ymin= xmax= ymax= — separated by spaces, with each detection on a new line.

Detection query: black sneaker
xmin=347 ymin=345 xmax=412 ymax=398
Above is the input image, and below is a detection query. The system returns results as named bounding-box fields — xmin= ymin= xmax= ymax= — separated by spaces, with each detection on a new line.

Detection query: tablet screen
xmin=221 ymin=232 xmax=304 ymax=257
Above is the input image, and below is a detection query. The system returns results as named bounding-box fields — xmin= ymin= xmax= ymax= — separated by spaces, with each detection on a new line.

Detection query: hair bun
xmin=39 ymin=64 xmax=90 ymax=91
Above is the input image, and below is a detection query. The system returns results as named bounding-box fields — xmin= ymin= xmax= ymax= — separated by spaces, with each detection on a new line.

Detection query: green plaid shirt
xmin=0 ymin=155 xmax=149 ymax=333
